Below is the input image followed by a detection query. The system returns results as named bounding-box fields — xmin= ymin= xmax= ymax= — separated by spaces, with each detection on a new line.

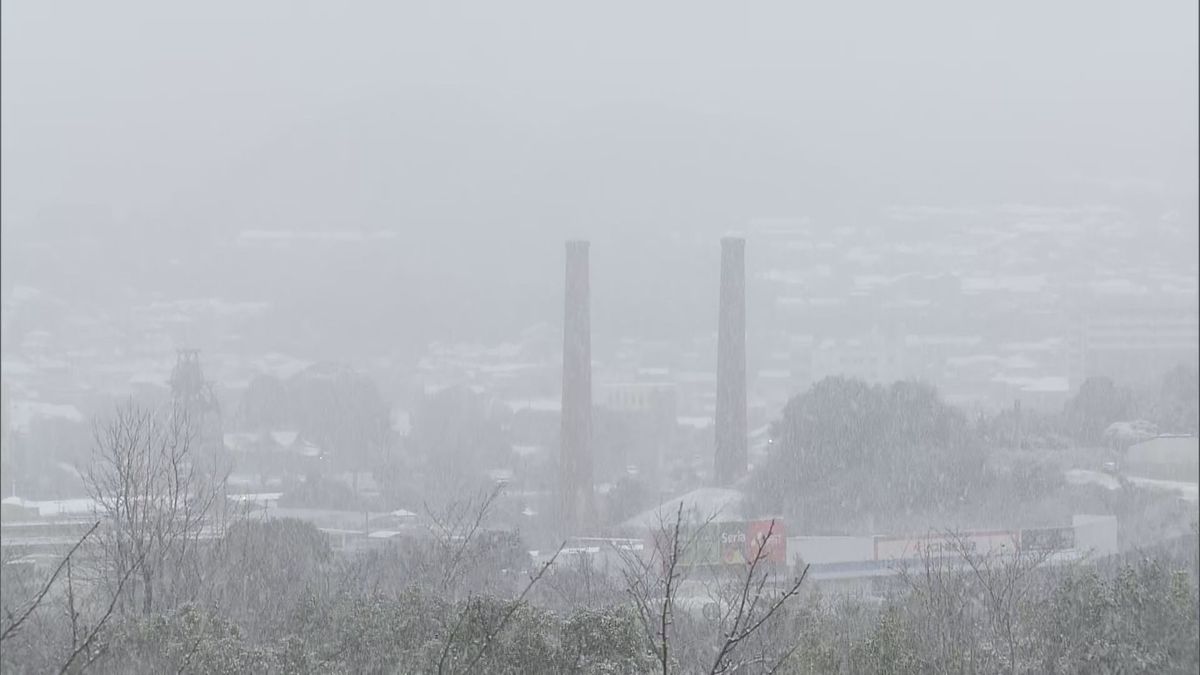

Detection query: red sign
xmin=747 ymin=519 xmax=787 ymax=564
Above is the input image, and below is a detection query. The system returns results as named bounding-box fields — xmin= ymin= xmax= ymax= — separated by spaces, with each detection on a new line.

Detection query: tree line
xmin=2 ymin=364 xmax=1197 ymax=672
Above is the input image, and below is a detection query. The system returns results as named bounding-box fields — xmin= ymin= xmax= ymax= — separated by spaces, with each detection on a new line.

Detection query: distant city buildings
xmin=0 ymin=382 xmax=9 ymax=474
xmin=0 ymin=211 xmax=1196 ymax=519
xmin=1075 ymin=302 xmax=1200 ymax=387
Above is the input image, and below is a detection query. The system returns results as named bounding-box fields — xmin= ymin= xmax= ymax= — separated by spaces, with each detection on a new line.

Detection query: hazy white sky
xmin=2 ymin=2 xmax=1197 ymax=350
xmin=3 ymin=1 xmax=1196 ymax=237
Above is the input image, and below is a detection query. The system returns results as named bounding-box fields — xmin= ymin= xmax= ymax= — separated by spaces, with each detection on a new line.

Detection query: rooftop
xmin=621 ymin=487 xmax=745 ymax=530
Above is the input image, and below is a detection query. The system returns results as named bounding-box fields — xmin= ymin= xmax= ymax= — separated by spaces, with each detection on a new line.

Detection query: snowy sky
xmin=3 ymin=1 xmax=1195 ymax=232
xmin=2 ymin=1 xmax=1197 ymax=349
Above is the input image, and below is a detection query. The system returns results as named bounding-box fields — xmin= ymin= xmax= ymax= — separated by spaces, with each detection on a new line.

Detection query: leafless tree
xmin=890 ymin=536 xmax=978 ymax=674
xmin=419 ymin=483 xmax=565 ymax=675
xmin=617 ymin=505 xmax=809 ymax=675
xmin=893 ymin=529 xmax=1056 ymax=675
xmin=947 ymin=532 xmax=1054 ymax=675
xmin=706 ymin=520 xmax=810 ymax=675
xmin=57 ymin=546 xmax=148 ymax=674
xmin=436 ymin=542 xmax=565 ymax=675
xmin=0 ymin=519 xmax=148 ymax=674
xmin=424 ymin=483 xmax=503 ymax=594
xmin=617 ymin=503 xmax=692 ymax=675
xmin=537 ymin=547 xmax=624 ymax=610
xmin=82 ymin=400 xmax=229 ymax=618
xmin=0 ymin=521 xmax=99 ymax=645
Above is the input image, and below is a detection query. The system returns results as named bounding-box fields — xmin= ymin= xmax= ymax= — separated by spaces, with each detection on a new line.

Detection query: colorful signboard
xmin=718 ymin=522 xmax=749 ymax=565
xmin=685 ymin=525 xmax=720 ymax=566
xmin=647 ymin=519 xmax=787 ymax=567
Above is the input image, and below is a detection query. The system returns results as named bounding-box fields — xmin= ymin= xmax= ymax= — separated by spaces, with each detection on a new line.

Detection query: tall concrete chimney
xmin=714 ymin=237 xmax=747 ymax=485
xmin=560 ymin=240 xmax=594 ymax=532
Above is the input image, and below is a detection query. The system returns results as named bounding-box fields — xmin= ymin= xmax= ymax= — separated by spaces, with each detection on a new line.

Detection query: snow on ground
xmin=1 ymin=496 xmax=97 ymax=517
xmin=1127 ymin=476 xmax=1199 ymax=503
xmin=1065 ymin=469 xmax=1122 ymax=490
xmin=1066 ymin=469 xmax=1199 ymax=503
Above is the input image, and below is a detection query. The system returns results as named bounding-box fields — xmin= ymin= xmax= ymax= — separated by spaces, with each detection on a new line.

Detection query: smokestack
xmin=560 ymin=240 xmax=594 ymax=532
xmin=715 ymin=237 xmax=747 ymax=485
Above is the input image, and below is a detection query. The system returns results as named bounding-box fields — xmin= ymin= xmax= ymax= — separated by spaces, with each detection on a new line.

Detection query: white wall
xmin=788 ymin=535 xmax=875 ymax=565
xmin=1072 ymin=514 xmax=1119 ymax=557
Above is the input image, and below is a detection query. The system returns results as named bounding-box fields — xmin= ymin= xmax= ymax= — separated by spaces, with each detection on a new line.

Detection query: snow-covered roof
xmin=1128 ymin=436 xmax=1199 ymax=465
xmin=224 ymin=432 xmax=259 ymax=452
xmin=2 ymin=497 xmax=98 ymax=517
xmin=512 ymin=444 xmax=543 ymax=458
xmin=487 ymin=468 xmax=514 ymax=483
xmin=1000 ymin=338 xmax=1064 ymax=352
xmin=948 ymin=355 xmax=999 ymax=368
xmin=621 ymin=487 xmax=745 ymax=530
xmin=905 ymin=334 xmax=984 ymax=347
xmin=505 ymin=398 xmax=560 ymax=413
xmin=228 ymin=493 xmax=283 ymax=504
xmin=962 ymin=275 xmax=1047 ymax=294
xmin=250 ymin=353 xmax=312 ymax=380
xmin=270 ymin=430 xmax=299 ymax=447
xmin=991 ymin=375 xmax=1071 ymax=393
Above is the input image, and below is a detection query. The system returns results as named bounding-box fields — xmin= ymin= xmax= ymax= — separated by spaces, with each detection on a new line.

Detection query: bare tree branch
xmin=425 ymin=484 xmax=503 ymax=593
xmin=82 ymin=401 xmax=228 ymax=618
xmin=436 ymin=591 xmax=475 ymax=675
xmin=58 ymin=544 xmax=148 ymax=675
xmin=0 ymin=520 xmax=100 ymax=644
xmin=455 ymin=541 xmax=565 ymax=675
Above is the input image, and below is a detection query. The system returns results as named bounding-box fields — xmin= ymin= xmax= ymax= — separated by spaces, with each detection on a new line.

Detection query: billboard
xmin=648 ymin=524 xmax=721 ymax=567
xmin=719 ymin=523 xmax=749 ymax=565
xmin=747 ymin=519 xmax=787 ymax=564
xmin=1019 ymin=527 xmax=1075 ymax=552
xmin=685 ymin=525 xmax=721 ymax=566
xmin=874 ymin=530 xmax=1019 ymax=561
xmin=648 ymin=519 xmax=787 ymax=567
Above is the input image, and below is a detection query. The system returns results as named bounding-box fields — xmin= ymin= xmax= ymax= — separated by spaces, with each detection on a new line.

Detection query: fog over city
xmin=1 ymin=3 xmax=1198 ymax=674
